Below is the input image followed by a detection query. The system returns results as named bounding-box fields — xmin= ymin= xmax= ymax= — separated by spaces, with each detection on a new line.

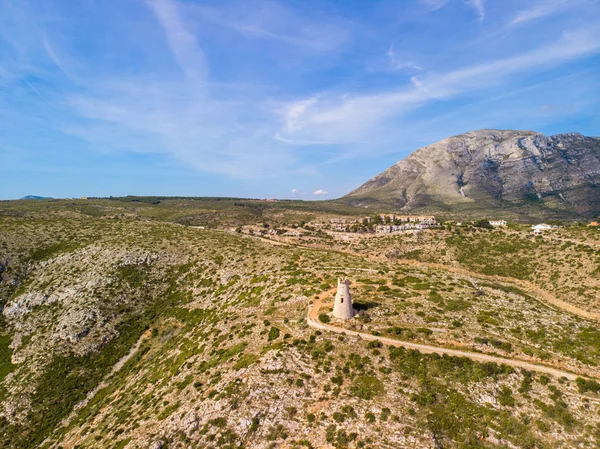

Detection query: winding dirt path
xmin=235 ymin=231 xmax=598 ymax=379
xmin=57 ymin=330 xmax=150 ymax=430
xmin=244 ymin=231 xmax=600 ymax=323
xmin=307 ymin=293 xmax=587 ymax=381
xmin=392 ymin=258 xmax=600 ymax=322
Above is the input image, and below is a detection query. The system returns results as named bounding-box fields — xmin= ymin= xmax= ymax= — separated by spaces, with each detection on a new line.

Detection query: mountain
xmin=345 ymin=130 xmax=600 ymax=220
xmin=20 ymin=195 xmax=52 ymax=200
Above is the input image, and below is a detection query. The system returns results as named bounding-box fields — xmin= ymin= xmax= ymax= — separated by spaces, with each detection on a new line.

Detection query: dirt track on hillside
xmin=392 ymin=258 xmax=600 ymax=322
xmin=236 ymin=231 xmax=598 ymax=379
xmin=307 ymin=294 xmax=587 ymax=380
xmin=243 ymin=232 xmax=600 ymax=323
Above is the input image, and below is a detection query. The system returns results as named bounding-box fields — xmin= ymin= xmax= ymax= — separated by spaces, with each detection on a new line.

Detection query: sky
xmin=1 ymin=0 xmax=599 ymax=200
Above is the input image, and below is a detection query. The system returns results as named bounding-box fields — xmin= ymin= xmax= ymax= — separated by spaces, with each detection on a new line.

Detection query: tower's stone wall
xmin=333 ymin=278 xmax=355 ymax=320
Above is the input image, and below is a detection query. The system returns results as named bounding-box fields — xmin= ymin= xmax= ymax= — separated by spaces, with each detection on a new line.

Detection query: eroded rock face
xmin=346 ymin=130 xmax=600 ymax=218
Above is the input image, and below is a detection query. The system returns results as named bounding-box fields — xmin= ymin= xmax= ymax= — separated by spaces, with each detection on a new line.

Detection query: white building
xmin=532 ymin=223 xmax=552 ymax=234
xmin=375 ymin=224 xmax=414 ymax=233
xmin=416 ymin=216 xmax=437 ymax=225
xmin=380 ymin=214 xmax=436 ymax=224
xmin=330 ymin=223 xmax=347 ymax=232
xmin=375 ymin=225 xmax=392 ymax=234
xmin=489 ymin=220 xmax=507 ymax=227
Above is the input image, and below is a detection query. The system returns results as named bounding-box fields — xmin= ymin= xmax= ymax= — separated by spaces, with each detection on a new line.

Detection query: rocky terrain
xmin=345 ymin=130 xmax=600 ymax=220
xmin=1 ymin=200 xmax=600 ymax=449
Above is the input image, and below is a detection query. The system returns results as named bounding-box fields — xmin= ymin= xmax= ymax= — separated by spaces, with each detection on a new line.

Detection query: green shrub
xmin=325 ymin=424 xmax=336 ymax=443
xmin=233 ymin=353 xmax=260 ymax=370
xmin=323 ymin=340 xmax=334 ymax=352
xmin=158 ymin=402 xmax=180 ymax=420
xmin=318 ymin=313 xmax=330 ymax=324
xmin=249 ymin=417 xmax=260 ymax=433
xmin=331 ymin=375 xmax=343 ymax=386
xmin=380 ymin=407 xmax=391 ymax=421
xmin=267 ymin=424 xmax=288 ymax=441
xmin=538 ymin=375 xmax=550 ymax=385
xmin=498 ymin=386 xmax=515 ymax=407
xmin=519 ymin=372 xmax=534 ymax=393
xmin=0 ymin=335 xmax=15 ymax=382
xmin=428 ymin=291 xmax=444 ymax=304
xmin=477 ymin=311 xmax=500 ymax=326
xmin=268 ymin=327 xmax=281 ymax=341
xmin=576 ymin=377 xmax=600 ymax=394
xmin=350 ymin=376 xmax=384 ymax=400
xmin=367 ymin=340 xmax=382 ymax=349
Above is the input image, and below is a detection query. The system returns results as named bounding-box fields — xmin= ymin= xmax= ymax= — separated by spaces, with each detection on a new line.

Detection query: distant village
xmin=233 ymin=214 xmax=440 ymax=238
xmin=330 ymin=214 xmax=438 ymax=233
xmin=232 ymin=213 xmax=600 ymax=240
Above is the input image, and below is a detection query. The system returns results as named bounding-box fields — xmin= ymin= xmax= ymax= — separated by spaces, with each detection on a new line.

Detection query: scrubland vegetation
xmin=1 ymin=198 xmax=599 ymax=448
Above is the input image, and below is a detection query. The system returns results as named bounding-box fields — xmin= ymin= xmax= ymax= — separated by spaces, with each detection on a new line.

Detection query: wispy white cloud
xmin=42 ymin=36 xmax=78 ymax=82
xmin=63 ymin=77 xmax=295 ymax=178
xmin=283 ymin=97 xmax=319 ymax=132
xmin=1 ymin=0 xmax=599 ymax=193
xmin=387 ymin=44 xmax=423 ymax=71
xmin=273 ymin=132 xmax=333 ymax=145
xmin=278 ymin=26 xmax=600 ymax=145
xmin=145 ymin=0 xmax=208 ymax=81
xmin=465 ymin=0 xmax=485 ymax=20
xmin=35 ymin=0 xmax=299 ymax=179
xmin=508 ymin=1 xmax=578 ymax=27
xmin=420 ymin=0 xmax=449 ymax=11
xmin=191 ymin=1 xmax=350 ymax=52
xmin=432 ymin=28 xmax=600 ymax=88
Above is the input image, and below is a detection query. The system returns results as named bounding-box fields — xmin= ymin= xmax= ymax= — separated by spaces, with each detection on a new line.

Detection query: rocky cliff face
xmin=346 ymin=130 xmax=600 ymax=219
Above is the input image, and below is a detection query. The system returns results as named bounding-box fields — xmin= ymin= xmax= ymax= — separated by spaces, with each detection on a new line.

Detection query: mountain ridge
xmin=345 ymin=129 xmax=600 ymax=219
xmin=19 ymin=195 xmax=52 ymax=200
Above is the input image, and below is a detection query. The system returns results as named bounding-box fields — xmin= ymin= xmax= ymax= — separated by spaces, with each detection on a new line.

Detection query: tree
xmin=473 ymin=219 xmax=492 ymax=229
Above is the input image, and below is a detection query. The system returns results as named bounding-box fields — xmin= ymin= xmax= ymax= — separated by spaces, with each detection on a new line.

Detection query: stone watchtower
xmin=333 ymin=278 xmax=355 ymax=320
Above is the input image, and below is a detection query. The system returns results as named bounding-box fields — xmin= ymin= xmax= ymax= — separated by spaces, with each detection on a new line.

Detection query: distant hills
xmin=20 ymin=195 xmax=52 ymax=200
xmin=344 ymin=130 xmax=600 ymax=220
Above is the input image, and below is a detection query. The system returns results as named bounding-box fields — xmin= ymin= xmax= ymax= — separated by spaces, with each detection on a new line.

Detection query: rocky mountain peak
xmin=346 ymin=129 xmax=600 ymax=219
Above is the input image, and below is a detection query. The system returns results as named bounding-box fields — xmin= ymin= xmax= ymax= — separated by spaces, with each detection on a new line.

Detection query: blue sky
xmin=1 ymin=0 xmax=599 ymax=200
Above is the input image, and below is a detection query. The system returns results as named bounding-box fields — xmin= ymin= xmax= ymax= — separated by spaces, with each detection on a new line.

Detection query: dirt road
xmin=392 ymin=258 xmax=600 ymax=322
xmin=307 ymin=294 xmax=585 ymax=380
xmin=262 ymin=231 xmax=600 ymax=322
xmin=235 ymin=231 xmax=598 ymax=379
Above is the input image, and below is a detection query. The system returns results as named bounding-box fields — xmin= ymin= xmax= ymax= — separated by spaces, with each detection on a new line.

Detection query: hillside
xmin=2 ymin=200 xmax=600 ymax=448
xmin=345 ymin=130 xmax=600 ymax=220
